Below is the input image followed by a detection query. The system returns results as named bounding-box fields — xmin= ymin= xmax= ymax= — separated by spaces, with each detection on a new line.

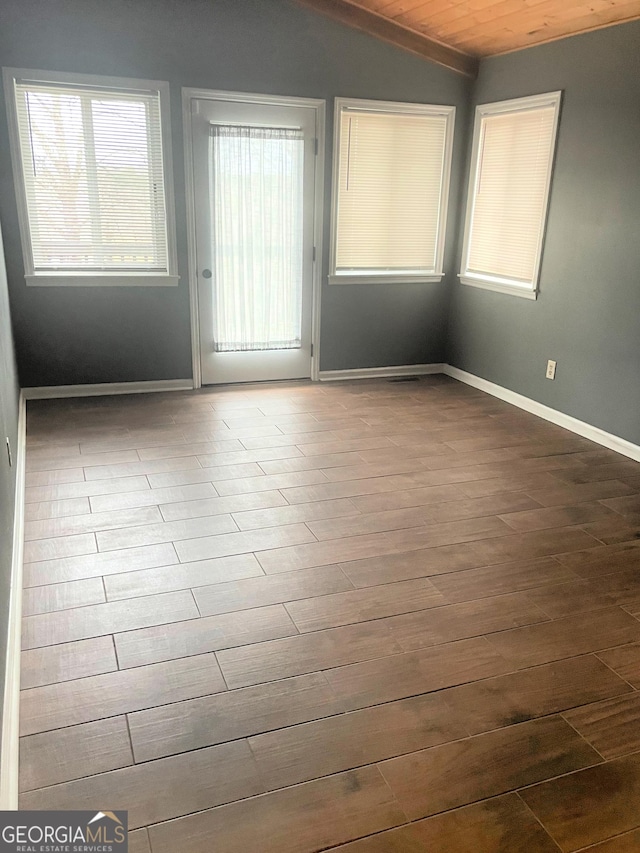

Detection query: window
xmin=210 ymin=125 xmax=304 ymax=352
xmin=330 ymin=97 xmax=455 ymax=284
xmin=3 ymin=68 xmax=178 ymax=286
xmin=460 ymin=91 xmax=562 ymax=299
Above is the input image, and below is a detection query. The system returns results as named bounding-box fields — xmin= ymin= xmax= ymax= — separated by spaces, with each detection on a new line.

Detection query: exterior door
xmin=190 ymin=95 xmax=317 ymax=385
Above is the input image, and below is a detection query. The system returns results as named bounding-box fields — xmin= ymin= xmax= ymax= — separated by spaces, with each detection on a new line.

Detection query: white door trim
xmin=182 ymin=88 xmax=325 ymax=388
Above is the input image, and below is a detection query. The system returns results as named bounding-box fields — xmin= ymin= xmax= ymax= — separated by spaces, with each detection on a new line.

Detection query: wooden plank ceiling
xmin=296 ymin=0 xmax=640 ymax=75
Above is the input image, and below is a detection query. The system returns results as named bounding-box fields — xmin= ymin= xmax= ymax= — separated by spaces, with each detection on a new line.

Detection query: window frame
xmin=329 ymin=97 xmax=456 ymax=285
xmin=459 ymin=91 xmax=562 ymax=300
xmin=3 ymin=67 xmax=179 ymax=287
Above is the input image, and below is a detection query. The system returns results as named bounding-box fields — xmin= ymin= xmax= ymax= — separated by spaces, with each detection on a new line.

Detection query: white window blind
xmin=6 ymin=71 xmax=176 ymax=283
xmin=461 ymin=92 xmax=561 ymax=297
xmin=331 ymin=99 xmax=455 ymax=283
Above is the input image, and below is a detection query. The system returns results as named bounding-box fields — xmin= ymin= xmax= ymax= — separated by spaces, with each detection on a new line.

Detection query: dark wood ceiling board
xmin=295 ymin=0 xmax=480 ymax=76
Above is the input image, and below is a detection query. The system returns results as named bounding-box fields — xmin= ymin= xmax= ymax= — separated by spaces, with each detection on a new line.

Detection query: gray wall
xmin=447 ymin=21 xmax=640 ymax=445
xmin=0 ymin=0 xmax=471 ymax=385
xmin=0 ymin=220 xmax=20 ymax=748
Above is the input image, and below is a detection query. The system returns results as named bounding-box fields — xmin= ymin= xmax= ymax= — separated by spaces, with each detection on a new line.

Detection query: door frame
xmin=182 ymin=87 xmax=325 ymax=389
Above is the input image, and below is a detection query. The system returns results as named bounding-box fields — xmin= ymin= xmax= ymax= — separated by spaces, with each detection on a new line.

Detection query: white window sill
xmin=459 ymin=274 xmax=537 ymax=300
xmin=329 ymin=273 xmax=443 ymax=285
xmin=25 ymin=274 xmax=180 ymax=287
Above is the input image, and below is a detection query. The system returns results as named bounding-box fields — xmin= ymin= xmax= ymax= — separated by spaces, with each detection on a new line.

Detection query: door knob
xmin=202 ymin=269 xmax=212 ymax=279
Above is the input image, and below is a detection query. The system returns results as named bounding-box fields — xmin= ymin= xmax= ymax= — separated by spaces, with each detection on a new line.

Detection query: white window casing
xmin=329 ymin=97 xmax=455 ymax=284
xmin=460 ymin=91 xmax=562 ymax=299
xmin=3 ymin=68 xmax=179 ymax=286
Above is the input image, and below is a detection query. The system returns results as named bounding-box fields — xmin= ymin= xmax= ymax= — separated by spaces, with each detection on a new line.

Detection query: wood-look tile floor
xmin=19 ymin=376 xmax=640 ymax=852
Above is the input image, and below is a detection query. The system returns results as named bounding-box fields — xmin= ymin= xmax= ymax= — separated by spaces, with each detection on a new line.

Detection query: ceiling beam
xmin=294 ymin=0 xmax=479 ymax=78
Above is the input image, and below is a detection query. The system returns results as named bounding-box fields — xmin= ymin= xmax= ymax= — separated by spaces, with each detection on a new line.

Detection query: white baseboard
xmin=0 ymin=391 xmax=26 ymax=810
xmin=318 ymin=363 xmax=446 ymax=382
xmin=22 ymin=379 xmax=194 ymax=400
xmin=444 ymin=365 xmax=640 ymax=464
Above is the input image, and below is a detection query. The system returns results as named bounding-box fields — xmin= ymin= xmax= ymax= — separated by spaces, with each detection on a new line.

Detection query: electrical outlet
xmin=546 ymin=360 xmax=557 ymax=380
xmin=5 ymin=437 xmax=12 ymax=467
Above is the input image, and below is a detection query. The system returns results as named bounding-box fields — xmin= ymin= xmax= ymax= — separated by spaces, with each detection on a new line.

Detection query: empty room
xmin=1 ymin=0 xmax=640 ymax=850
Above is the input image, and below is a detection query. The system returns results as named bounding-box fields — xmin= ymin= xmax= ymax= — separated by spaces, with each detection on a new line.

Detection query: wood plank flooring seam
xmin=108 ymin=623 xmax=640 ymax=687
xmin=122 ymin=713 xmax=476 ymax=782
xmin=557 ymin=714 xmax=609 ymax=763
xmin=374 ymin=715 xmax=603 ymax=822
xmin=23 ymin=652 xmax=633 ymax=752
xmin=571 ymin=830 xmax=640 ymax=852
xmin=101 ymin=592 xmax=561 ymax=672
xmin=593 ymin=653 xmax=640 ymax=692
xmin=189 ymin=588 xmax=202 ymax=618
xmin=24 ymin=755 xmax=414 ymax=833
xmin=514 ymin=748 xmax=640 ymax=797
xmin=111 ymin=633 xmax=122 ymax=671
xmin=513 ymin=792 xmax=564 ymax=852
xmin=241 ymin=713 xmax=592 ymax=796
xmin=19 ymin=644 xmax=521 ymax=733
xmin=213 ymin=651 xmax=230 ymax=692
xmin=18 ymin=669 xmax=608 ymax=737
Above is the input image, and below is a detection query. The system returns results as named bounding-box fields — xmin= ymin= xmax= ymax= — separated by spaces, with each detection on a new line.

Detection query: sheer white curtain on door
xmin=209 ymin=125 xmax=304 ymax=352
